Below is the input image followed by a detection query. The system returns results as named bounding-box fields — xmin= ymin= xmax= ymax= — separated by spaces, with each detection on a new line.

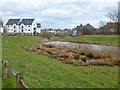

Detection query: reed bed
xmin=24 ymin=43 xmax=119 ymax=66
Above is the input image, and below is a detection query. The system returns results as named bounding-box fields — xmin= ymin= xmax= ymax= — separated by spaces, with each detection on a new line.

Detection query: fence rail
xmin=2 ymin=60 xmax=29 ymax=89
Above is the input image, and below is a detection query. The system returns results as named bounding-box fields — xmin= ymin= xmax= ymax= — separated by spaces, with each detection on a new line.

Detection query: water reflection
xmin=44 ymin=41 xmax=118 ymax=53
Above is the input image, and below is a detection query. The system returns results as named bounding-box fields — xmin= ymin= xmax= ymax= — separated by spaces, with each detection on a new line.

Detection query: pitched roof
xmin=6 ymin=19 xmax=20 ymax=25
xmin=74 ymin=23 xmax=96 ymax=30
xmin=37 ymin=23 xmax=41 ymax=28
xmin=18 ymin=19 xmax=34 ymax=25
xmin=84 ymin=23 xmax=95 ymax=30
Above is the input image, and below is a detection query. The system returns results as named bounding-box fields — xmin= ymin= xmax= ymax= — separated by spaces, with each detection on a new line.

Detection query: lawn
xmin=2 ymin=36 xmax=118 ymax=88
xmin=56 ymin=35 xmax=118 ymax=45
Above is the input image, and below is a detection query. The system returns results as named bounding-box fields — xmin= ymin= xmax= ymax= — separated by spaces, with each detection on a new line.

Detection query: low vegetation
xmin=25 ymin=44 xmax=118 ymax=67
xmin=2 ymin=36 xmax=118 ymax=88
xmin=56 ymin=35 xmax=118 ymax=45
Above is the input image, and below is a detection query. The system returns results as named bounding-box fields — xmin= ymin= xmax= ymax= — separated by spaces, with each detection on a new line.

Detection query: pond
xmin=44 ymin=41 xmax=118 ymax=53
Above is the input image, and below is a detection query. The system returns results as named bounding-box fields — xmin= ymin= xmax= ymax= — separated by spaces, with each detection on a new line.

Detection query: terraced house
xmin=6 ymin=19 xmax=41 ymax=35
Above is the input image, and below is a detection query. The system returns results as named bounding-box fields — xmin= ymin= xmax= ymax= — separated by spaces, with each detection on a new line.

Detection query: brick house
xmin=102 ymin=22 xmax=118 ymax=32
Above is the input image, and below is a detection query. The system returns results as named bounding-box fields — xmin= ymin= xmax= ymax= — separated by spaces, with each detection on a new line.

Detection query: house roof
xmin=37 ymin=23 xmax=41 ymax=28
xmin=84 ymin=23 xmax=96 ymax=30
xmin=6 ymin=19 xmax=21 ymax=25
xmin=18 ymin=19 xmax=34 ymax=25
xmin=74 ymin=23 xmax=96 ymax=30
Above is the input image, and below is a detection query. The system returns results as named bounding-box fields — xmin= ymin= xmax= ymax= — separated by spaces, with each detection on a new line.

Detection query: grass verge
xmin=56 ymin=35 xmax=118 ymax=45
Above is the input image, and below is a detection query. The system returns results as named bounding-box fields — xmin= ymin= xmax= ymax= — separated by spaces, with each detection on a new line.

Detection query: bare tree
xmin=106 ymin=10 xmax=119 ymax=23
xmin=99 ymin=21 xmax=105 ymax=28
xmin=106 ymin=2 xmax=120 ymax=33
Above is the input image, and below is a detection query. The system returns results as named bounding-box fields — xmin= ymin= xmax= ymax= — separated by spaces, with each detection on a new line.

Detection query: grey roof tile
xmin=6 ymin=19 xmax=20 ymax=25
xmin=18 ymin=19 xmax=34 ymax=25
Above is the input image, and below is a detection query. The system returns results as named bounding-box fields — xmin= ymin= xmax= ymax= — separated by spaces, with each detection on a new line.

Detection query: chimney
xmin=80 ymin=24 xmax=82 ymax=31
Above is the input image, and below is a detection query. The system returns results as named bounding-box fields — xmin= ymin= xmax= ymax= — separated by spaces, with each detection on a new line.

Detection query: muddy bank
xmin=24 ymin=43 xmax=119 ymax=66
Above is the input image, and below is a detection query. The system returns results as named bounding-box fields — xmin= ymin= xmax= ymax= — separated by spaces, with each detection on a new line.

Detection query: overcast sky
xmin=0 ymin=0 xmax=119 ymax=29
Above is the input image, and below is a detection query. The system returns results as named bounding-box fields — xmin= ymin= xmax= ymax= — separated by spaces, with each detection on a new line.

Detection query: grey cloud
xmin=1 ymin=1 xmax=118 ymax=29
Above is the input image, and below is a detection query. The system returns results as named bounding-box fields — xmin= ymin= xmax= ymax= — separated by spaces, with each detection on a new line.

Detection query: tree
xmin=42 ymin=32 xmax=53 ymax=39
xmin=99 ymin=21 xmax=105 ymax=28
xmin=106 ymin=10 xmax=119 ymax=23
xmin=106 ymin=3 xmax=120 ymax=33
xmin=82 ymin=28 xmax=95 ymax=35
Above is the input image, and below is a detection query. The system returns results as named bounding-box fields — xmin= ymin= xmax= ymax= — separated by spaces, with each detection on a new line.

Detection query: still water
xmin=44 ymin=41 xmax=118 ymax=52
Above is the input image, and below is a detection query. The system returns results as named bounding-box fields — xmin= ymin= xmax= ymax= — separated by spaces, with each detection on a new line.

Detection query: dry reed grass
xmin=24 ymin=43 xmax=118 ymax=66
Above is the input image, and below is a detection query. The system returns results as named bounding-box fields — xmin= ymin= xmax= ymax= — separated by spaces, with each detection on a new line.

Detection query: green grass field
xmin=2 ymin=36 xmax=118 ymax=88
xmin=56 ymin=35 xmax=118 ymax=45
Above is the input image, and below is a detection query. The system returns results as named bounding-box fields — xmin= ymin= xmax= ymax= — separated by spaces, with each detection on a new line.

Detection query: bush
xmin=83 ymin=28 xmax=95 ymax=35
xmin=42 ymin=32 xmax=53 ymax=39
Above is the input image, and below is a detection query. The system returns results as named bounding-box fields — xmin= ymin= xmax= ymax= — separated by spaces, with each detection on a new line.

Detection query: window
xmin=11 ymin=29 xmax=13 ymax=31
xmin=29 ymin=25 xmax=30 ymax=27
xmin=22 ymin=29 xmax=23 ymax=32
xmin=25 ymin=29 xmax=27 ymax=31
xmin=29 ymin=29 xmax=30 ymax=31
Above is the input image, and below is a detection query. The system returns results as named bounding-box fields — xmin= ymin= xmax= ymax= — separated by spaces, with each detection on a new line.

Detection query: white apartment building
xmin=6 ymin=19 xmax=41 ymax=35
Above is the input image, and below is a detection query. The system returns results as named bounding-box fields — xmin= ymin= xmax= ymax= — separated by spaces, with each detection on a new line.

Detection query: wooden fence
xmin=2 ymin=60 xmax=29 ymax=89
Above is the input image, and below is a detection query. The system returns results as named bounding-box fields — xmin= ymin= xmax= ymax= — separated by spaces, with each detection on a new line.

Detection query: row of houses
xmin=0 ymin=19 xmax=41 ymax=35
xmin=45 ymin=23 xmax=97 ymax=35
xmin=46 ymin=28 xmax=71 ymax=35
xmin=99 ymin=22 xmax=118 ymax=32
xmin=0 ymin=18 xmax=118 ymax=36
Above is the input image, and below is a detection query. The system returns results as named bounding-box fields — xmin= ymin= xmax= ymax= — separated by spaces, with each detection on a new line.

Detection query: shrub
xmin=42 ymin=32 xmax=53 ymax=39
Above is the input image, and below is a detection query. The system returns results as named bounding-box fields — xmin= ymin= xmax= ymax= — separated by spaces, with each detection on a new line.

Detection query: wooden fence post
xmin=16 ymin=73 xmax=24 ymax=88
xmin=3 ymin=60 xmax=8 ymax=78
